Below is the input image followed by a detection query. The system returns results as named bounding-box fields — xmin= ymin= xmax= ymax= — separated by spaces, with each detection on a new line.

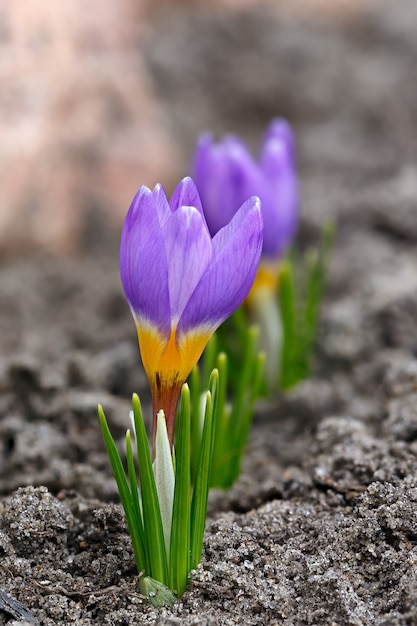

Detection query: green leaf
xmin=170 ymin=385 xmax=191 ymax=597
xmin=125 ymin=430 xmax=148 ymax=572
xmin=98 ymin=405 xmax=147 ymax=575
xmin=189 ymin=365 xmax=202 ymax=485
xmin=231 ymin=325 xmax=260 ymax=437
xmin=210 ymin=352 xmax=228 ymax=473
xmin=220 ymin=326 xmax=264 ymax=488
xmin=131 ymin=394 xmax=169 ymax=586
xmin=209 ymin=352 xmax=230 ymax=486
xmin=303 ymin=222 xmax=335 ymax=357
xmin=279 ymin=221 xmax=335 ymax=389
xmin=226 ymin=349 xmax=265 ymax=487
xmin=279 ymin=260 xmax=298 ymax=389
xmin=190 ymin=370 xmax=218 ymax=569
xmin=201 ymin=333 xmax=218 ymax=385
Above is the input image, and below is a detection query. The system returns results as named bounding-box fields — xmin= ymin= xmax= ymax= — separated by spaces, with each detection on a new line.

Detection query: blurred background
xmin=1 ymin=0 xmax=393 ymax=257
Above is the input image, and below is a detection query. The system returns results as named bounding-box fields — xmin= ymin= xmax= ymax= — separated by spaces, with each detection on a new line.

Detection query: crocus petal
xmin=260 ymin=139 xmax=298 ymax=258
xmin=178 ymin=196 xmax=263 ymax=336
xmin=194 ymin=137 xmax=257 ymax=235
xmin=169 ymin=176 xmax=207 ymax=223
xmin=192 ymin=119 xmax=298 ymax=262
xmin=120 ymin=186 xmax=171 ymax=337
xmin=152 ymin=183 xmax=172 ymax=228
xmin=196 ymin=145 xmax=235 ymax=235
xmin=191 ymin=133 xmax=213 ymax=197
xmin=262 ymin=118 xmax=295 ymax=159
xmin=221 ymin=136 xmax=266 ymax=209
xmin=162 ymin=204 xmax=213 ymax=322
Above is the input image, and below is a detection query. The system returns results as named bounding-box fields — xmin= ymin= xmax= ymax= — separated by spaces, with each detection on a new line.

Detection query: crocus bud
xmin=192 ymin=120 xmax=298 ymax=388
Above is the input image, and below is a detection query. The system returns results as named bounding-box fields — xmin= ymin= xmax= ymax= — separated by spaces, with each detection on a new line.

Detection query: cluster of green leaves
xmin=189 ymin=328 xmax=265 ymax=490
xmin=190 ymin=224 xmax=333 ymax=493
xmin=214 ymin=222 xmax=334 ymax=396
xmin=279 ymin=222 xmax=334 ymax=389
xmin=98 ymin=369 xmax=218 ymax=606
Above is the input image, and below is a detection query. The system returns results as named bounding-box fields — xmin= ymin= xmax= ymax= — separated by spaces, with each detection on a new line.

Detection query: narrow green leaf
xmin=302 ymin=249 xmax=322 ymax=368
xmin=226 ymin=350 xmax=265 ymax=487
xmin=222 ymin=326 xmax=261 ymax=486
xmin=170 ymin=384 xmax=191 ymax=597
xmin=279 ymin=259 xmax=299 ymax=389
xmin=231 ymin=305 xmax=251 ymax=345
xmin=279 ymin=224 xmax=334 ymax=390
xmin=98 ymin=405 xmax=147 ymax=575
xmin=211 ymin=352 xmax=228 ymax=479
xmin=125 ymin=430 xmax=148 ymax=572
xmin=131 ymin=394 xmax=169 ymax=586
xmin=190 ymin=369 xmax=218 ymax=569
xmin=303 ymin=222 xmax=335 ymax=358
xmin=231 ymin=325 xmax=259 ymax=437
xmin=213 ymin=308 xmax=247 ymax=390
xmin=201 ymin=333 xmax=218 ymax=385
xmin=189 ymin=365 xmax=202 ymax=485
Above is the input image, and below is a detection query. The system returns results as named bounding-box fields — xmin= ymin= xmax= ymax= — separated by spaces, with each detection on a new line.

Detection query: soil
xmin=1 ymin=1 xmax=417 ymax=624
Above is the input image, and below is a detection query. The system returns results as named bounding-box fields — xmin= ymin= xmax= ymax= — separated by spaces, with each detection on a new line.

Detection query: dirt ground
xmin=1 ymin=1 xmax=417 ymax=624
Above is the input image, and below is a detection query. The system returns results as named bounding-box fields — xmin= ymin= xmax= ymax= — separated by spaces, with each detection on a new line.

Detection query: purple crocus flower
xmin=192 ymin=118 xmax=298 ymax=266
xmin=120 ymin=176 xmax=263 ymax=448
xmin=193 ymin=120 xmax=298 ymax=388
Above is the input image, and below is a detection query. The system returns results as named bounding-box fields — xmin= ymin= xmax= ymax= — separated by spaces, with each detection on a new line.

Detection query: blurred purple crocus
xmin=120 ymin=177 xmax=263 ymax=449
xmin=192 ymin=118 xmax=298 ymax=268
xmin=193 ymin=120 xmax=298 ymax=387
